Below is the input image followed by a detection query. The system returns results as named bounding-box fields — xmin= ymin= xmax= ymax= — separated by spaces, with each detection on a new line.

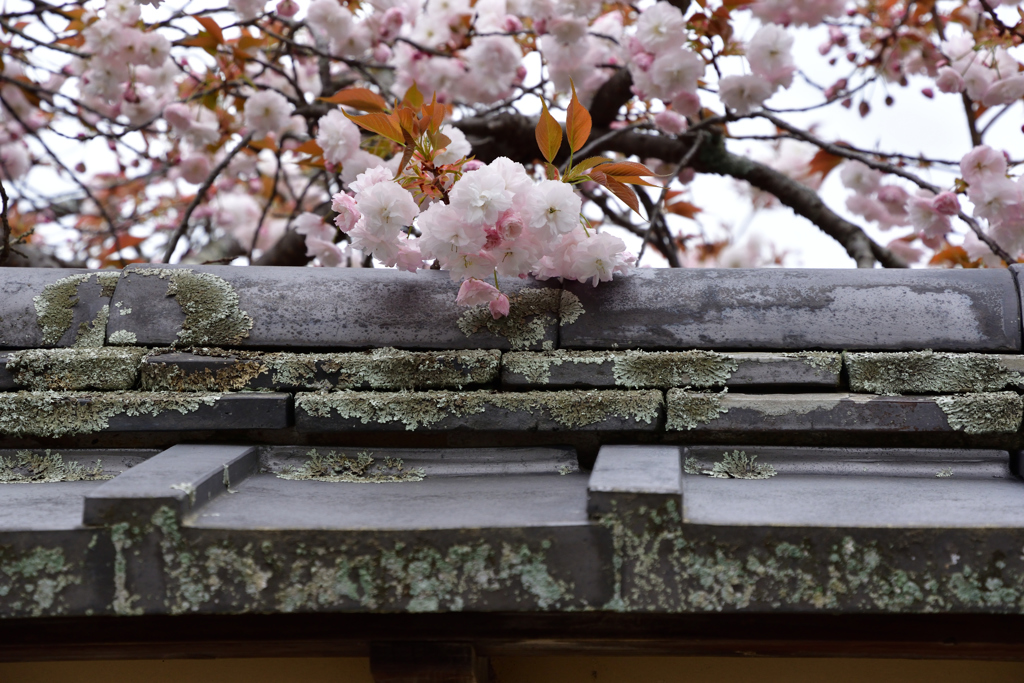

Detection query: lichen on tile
xmin=935 ymin=392 xmax=1023 ymax=434
xmin=7 ymin=347 xmax=146 ymax=391
xmin=458 ymin=289 xmax=570 ymax=350
xmin=846 ymin=351 xmax=1022 ymax=395
xmin=0 ymin=449 xmax=112 ymax=483
xmin=0 ymin=391 xmax=221 ymax=438
xmin=665 ymin=389 xmax=728 ymax=430
xmin=296 ymin=389 xmax=663 ymax=430
xmin=133 ymin=268 xmax=253 ymax=346
xmin=276 ymin=449 xmax=425 ymax=483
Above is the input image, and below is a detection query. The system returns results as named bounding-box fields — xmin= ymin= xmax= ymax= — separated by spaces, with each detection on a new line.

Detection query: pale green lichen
xmin=0 ymin=450 xmax=111 ymax=483
xmin=74 ymin=304 xmax=109 ymax=348
xmin=108 ymin=330 xmax=138 ymax=346
xmin=95 ymin=272 xmax=120 ymax=298
xmin=936 ymin=467 xmax=954 ymax=478
xmin=702 ymin=450 xmax=776 ymax=480
xmin=6 ymin=348 xmax=146 ymax=391
xmin=143 ymin=506 xmax=572 ymax=615
xmin=141 ymin=348 xmax=500 ymax=392
xmin=682 ymin=457 xmax=701 ymax=475
xmin=33 ymin=274 xmax=90 ymax=346
xmin=502 ymin=350 xmax=615 ymax=385
xmin=614 ymin=350 xmax=737 ymax=389
xmin=110 ymin=522 xmax=142 ymax=616
xmin=0 ymin=391 xmax=221 ymax=438
xmin=134 ymin=268 xmax=253 ymax=346
xmin=845 ymin=351 xmax=1022 ymax=395
xmin=295 ymin=389 xmax=663 ymax=431
xmin=502 ymin=350 xmax=737 ymax=388
xmin=597 ymin=501 xmax=1024 ymax=613
xmin=458 ymin=289 xmax=577 ymax=350
xmin=935 ymin=392 xmax=1023 ymax=434
xmin=787 ymin=351 xmax=843 ymax=374
xmin=665 ymin=389 xmax=728 ymax=431
xmin=0 ymin=546 xmax=81 ymax=617
xmin=170 ymin=482 xmax=197 ymax=506
xmin=278 ymin=449 xmax=425 ymax=483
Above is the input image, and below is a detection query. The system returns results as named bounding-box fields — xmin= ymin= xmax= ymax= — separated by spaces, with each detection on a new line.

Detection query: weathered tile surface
xmin=0 ymin=269 xmax=119 ymax=349
xmin=294 ymin=390 xmax=664 ymax=432
xmin=666 ymin=391 xmax=1024 ymax=434
xmin=107 ymin=265 xmax=561 ymax=350
xmin=562 ymin=268 xmax=1021 ymax=351
xmin=846 ymin=351 xmax=1024 ymax=394
xmin=0 ymin=392 xmax=291 ymax=437
xmin=502 ymin=350 xmax=841 ymax=389
xmin=83 ymin=444 xmax=258 ymax=524
xmin=0 ymin=353 xmax=13 ymax=390
xmin=140 ymin=348 xmax=500 ymax=391
xmin=587 ymin=445 xmax=682 ymax=516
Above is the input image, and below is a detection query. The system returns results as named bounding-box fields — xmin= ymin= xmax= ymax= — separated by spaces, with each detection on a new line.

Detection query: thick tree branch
xmin=0 ymin=181 xmax=10 ymax=266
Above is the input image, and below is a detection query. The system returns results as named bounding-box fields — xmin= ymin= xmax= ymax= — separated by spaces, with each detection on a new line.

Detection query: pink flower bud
xmin=533 ymin=18 xmax=547 ymax=34
xmin=489 ymin=293 xmax=510 ymax=319
xmin=932 ymin=191 xmax=960 ymax=216
xmin=921 ymin=87 xmax=934 ymax=99
xmin=503 ymin=15 xmax=523 ymax=32
xmin=373 ymin=44 xmax=392 ymax=62
xmin=275 ymin=0 xmax=298 ymax=17
xmin=633 ymin=52 xmax=654 ymax=71
xmin=462 ymin=159 xmax=485 ymax=172
xmin=676 ymin=167 xmax=695 ymax=184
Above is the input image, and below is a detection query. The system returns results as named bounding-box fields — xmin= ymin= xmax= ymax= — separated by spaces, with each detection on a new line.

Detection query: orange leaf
xmin=664 ymin=200 xmax=702 ymax=219
xmin=422 ymin=92 xmax=445 ymax=133
xmin=178 ymin=33 xmax=220 ymax=54
xmin=572 ymin=156 xmax=611 ymax=173
xmin=345 ymin=111 xmax=404 ymax=143
xmin=535 ymin=99 xmax=562 ymax=164
xmin=321 ymin=87 xmax=388 ymax=112
xmin=193 ymin=15 xmax=224 ymax=44
xmin=566 ymin=79 xmax=591 ymax=154
xmin=396 ymin=106 xmax=418 ymax=136
xmin=608 ymin=175 xmax=658 ymax=187
xmin=401 ymin=82 xmax=424 ymax=109
xmin=293 ymin=139 xmax=323 ymax=156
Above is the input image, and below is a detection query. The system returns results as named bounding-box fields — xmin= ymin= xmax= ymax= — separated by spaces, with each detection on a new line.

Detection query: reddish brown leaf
xmin=598 ymin=161 xmax=657 ymax=178
xmin=664 ymin=199 xmax=702 ymax=219
xmin=566 ymin=79 xmax=591 ymax=154
xmin=178 ymin=33 xmax=220 ymax=54
xmin=292 ymin=139 xmax=323 ymax=156
xmin=806 ymin=148 xmax=845 ymax=179
xmin=55 ymin=34 xmax=85 ymax=47
xmin=535 ymin=99 xmax=562 ymax=164
xmin=321 ymin=87 xmax=388 ymax=112
xmin=591 ymin=169 xmax=641 ymax=215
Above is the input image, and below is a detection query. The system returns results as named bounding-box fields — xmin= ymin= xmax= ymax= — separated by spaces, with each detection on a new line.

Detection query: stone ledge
xmin=666 ymin=391 xmax=1024 ymax=434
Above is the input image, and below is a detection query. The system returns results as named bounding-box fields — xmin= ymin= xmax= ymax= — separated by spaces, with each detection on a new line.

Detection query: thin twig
xmin=637 ymin=131 xmax=705 ymax=266
xmin=161 ymin=132 xmax=254 ymax=263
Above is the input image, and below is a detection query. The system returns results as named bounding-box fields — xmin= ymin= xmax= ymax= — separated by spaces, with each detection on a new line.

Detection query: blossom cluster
xmin=298 ymin=150 xmax=634 ymax=317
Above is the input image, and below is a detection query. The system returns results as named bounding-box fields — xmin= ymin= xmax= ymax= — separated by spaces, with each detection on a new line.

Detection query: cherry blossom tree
xmin=1 ymin=0 xmax=1023 ymax=311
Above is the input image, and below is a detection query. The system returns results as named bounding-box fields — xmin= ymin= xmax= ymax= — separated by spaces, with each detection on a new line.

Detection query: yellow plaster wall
xmin=1 ymin=656 xmax=1023 ymax=682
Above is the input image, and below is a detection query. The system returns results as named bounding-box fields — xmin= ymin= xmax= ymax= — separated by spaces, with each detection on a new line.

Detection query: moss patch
xmin=6 ymin=348 xmax=146 ymax=391
xmin=0 ymin=450 xmax=112 ymax=483
xmin=134 ymin=268 xmax=253 ymax=346
xmin=846 ymin=351 xmax=1022 ymax=395
xmin=665 ymin=389 xmax=728 ymax=430
xmin=277 ymin=449 xmax=425 ymax=483
xmin=935 ymin=392 xmax=1023 ymax=434
xmin=296 ymin=389 xmax=663 ymax=431
xmin=0 ymin=391 xmax=221 ymax=438
xmin=502 ymin=350 xmax=738 ymax=388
